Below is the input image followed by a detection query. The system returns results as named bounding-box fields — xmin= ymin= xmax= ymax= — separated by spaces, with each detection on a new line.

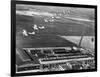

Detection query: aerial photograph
xmin=16 ymin=4 xmax=95 ymax=73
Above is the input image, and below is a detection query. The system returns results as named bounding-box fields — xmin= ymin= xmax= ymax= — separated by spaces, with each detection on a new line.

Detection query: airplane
xmin=38 ymin=26 xmax=45 ymax=29
xmin=22 ymin=29 xmax=28 ymax=36
xmin=32 ymin=24 xmax=38 ymax=30
xmin=28 ymin=31 xmax=35 ymax=35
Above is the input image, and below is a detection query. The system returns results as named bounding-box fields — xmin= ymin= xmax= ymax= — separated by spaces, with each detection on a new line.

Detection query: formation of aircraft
xmin=22 ymin=24 xmax=45 ymax=36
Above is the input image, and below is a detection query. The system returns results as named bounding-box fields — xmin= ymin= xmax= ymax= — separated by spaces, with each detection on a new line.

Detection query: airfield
xmin=15 ymin=4 xmax=95 ymax=72
xmin=16 ymin=5 xmax=95 ymax=50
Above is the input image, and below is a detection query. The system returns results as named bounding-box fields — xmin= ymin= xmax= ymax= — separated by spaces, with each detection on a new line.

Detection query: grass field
xmin=59 ymin=36 xmax=95 ymax=51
